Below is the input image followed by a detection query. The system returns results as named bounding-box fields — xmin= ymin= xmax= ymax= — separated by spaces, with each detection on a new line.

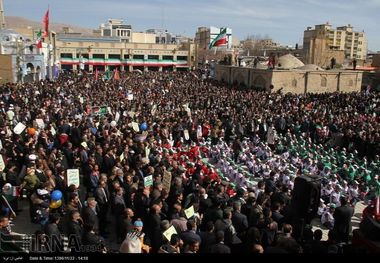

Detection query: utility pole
xmin=0 ymin=0 xmax=6 ymax=29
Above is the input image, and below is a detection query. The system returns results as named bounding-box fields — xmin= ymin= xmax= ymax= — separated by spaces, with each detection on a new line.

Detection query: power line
xmin=0 ymin=0 xmax=6 ymax=29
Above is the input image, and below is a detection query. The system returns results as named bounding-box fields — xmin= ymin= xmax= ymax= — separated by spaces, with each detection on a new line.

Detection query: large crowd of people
xmin=0 ymin=70 xmax=379 ymax=254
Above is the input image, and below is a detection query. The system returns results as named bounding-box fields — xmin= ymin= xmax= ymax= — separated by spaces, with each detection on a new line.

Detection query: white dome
xmin=277 ymin=54 xmax=305 ymax=69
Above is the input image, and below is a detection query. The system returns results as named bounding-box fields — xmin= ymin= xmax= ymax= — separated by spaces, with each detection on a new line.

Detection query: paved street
xmin=9 ymin=198 xmax=367 ymax=252
xmin=311 ymin=201 xmax=366 ymax=241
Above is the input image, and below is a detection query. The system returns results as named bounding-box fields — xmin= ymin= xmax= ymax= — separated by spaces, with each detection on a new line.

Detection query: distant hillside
xmin=5 ymin=16 xmax=94 ymax=35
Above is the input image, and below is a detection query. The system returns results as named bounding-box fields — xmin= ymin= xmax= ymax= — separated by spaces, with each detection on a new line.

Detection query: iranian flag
xmin=36 ymin=30 xmax=43 ymax=49
xmin=208 ymin=28 xmax=228 ymax=49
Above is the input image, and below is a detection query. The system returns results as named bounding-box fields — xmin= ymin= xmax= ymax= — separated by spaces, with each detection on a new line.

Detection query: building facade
xmin=304 ymin=23 xmax=367 ymax=67
xmin=99 ymin=19 xmax=132 ymax=42
xmin=56 ymin=34 xmax=196 ymax=72
xmin=215 ymin=55 xmax=363 ymax=94
xmin=0 ymin=29 xmax=44 ymax=83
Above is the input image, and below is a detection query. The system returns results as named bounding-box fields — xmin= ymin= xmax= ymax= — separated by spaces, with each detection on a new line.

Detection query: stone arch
xmin=234 ymin=72 xmax=245 ymax=86
xmin=321 ymin=77 xmax=327 ymax=87
xmin=221 ymin=72 xmax=228 ymax=83
xmin=253 ymin=75 xmax=266 ymax=91
xmin=26 ymin=63 xmax=34 ymax=73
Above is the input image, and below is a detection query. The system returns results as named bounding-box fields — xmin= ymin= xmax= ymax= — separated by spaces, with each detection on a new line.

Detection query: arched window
xmin=321 ymin=77 xmax=327 ymax=87
xmin=292 ymin=79 xmax=297 ymax=88
xmin=253 ymin=75 xmax=266 ymax=91
xmin=348 ymin=79 xmax=354 ymax=87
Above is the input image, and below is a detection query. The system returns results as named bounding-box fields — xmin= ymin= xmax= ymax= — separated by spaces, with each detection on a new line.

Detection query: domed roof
xmin=277 ymin=54 xmax=304 ymax=69
xmin=296 ymin=64 xmax=325 ymax=71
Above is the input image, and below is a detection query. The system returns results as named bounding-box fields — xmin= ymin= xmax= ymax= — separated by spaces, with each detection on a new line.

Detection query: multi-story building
xmin=328 ymin=24 xmax=367 ymax=60
xmin=99 ymin=18 xmax=132 ymax=42
xmin=303 ymin=23 xmax=368 ymax=67
xmin=56 ymin=34 xmax=196 ymax=72
xmin=145 ymin=29 xmax=188 ymax=45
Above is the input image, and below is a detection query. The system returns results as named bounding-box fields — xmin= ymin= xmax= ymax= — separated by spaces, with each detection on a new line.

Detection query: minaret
xmin=0 ymin=0 xmax=5 ymax=29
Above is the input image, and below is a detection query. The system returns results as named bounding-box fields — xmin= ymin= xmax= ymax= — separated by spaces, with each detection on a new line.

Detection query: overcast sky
xmin=4 ymin=0 xmax=379 ymax=51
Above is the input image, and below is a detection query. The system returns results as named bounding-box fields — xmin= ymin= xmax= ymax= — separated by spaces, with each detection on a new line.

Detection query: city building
xmin=215 ymin=54 xmax=363 ymax=94
xmin=145 ymin=29 xmax=188 ymax=45
xmin=303 ymin=23 xmax=368 ymax=67
xmin=0 ymin=29 xmax=44 ymax=83
xmin=55 ymin=34 xmax=196 ymax=72
xmin=99 ymin=18 xmax=132 ymax=42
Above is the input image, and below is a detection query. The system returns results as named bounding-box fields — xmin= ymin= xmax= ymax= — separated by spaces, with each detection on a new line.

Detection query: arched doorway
xmin=24 ymin=63 xmax=35 ymax=82
xmin=35 ymin=66 xmax=41 ymax=81
xmin=253 ymin=75 xmax=267 ymax=91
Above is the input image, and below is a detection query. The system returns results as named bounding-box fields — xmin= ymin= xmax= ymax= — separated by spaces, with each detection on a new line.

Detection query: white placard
xmin=162 ymin=225 xmax=177 ymax=242
xmin=13 ymin=122 xmax=26 ymax=135
xmin=115 ymin=112 xmax=120 ymax=123
xmin=145 ymin=146 xmax=150 ymax=158
xmin=144 ymin=175 xmax=153 ymax=187
xmin=36 ymin=119 xmax=45 ymax=129
xmin=66 ymin=169 xmax=80 ymax=188
xmin=0 ymin=155 xmax=5 ymax=171
xmin=184 ymin=129 xmax=190 ymax=141
xmin=184 ymin=205 xmax=195 ymax=219
xmin=50 ymin=126 xmax=56 ymax=136
xmin=132 ymin=122 xmax=140 ymax=132
xmin=127 ymin=94 xmax=134 ymax=101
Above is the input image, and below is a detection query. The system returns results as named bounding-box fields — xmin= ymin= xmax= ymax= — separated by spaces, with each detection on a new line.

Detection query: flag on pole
xmin=114 ymin=68 xmax=120 ymax=81
xmin=53 ymin=65 xmax=60 ymax=79
xmin=208 ymin=28 xmax=227 ymax=49
xmin=36 ymin=30 xmax=43 ymax=49
xmin=43 ymin=8 xmax=49 ymax=37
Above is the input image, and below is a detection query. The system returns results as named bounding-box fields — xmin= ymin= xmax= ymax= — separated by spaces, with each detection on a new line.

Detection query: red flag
xmin=95 ymin=68 xmax=99 ymax=81
xmin=114 ymin=68 xmax=120 ymax=81
xmin=43 ymin=9 xmax=49 ymax=37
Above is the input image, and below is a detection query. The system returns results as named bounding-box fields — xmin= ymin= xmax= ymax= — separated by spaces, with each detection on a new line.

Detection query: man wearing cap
xmin=330 ymin=185 xmax=342 ymax=207
xmin=321 ymin=204 xmax=335 ymax=230
xmin=120 ymin=219 xmax=150 ymax=253
xmin=348 ymin=181 xmax=360 ymax=205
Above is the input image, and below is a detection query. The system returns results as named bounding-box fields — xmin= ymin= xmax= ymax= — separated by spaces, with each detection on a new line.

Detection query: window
xmin=60 ymin=53 xmax=73 ymax=58
xmin=321 ymin=77 xmax=327 ymax=87
xmin=148 ymin=55 xmax=159 ymax=60
xmin=348 ymin=80 xmax=353 ymax=87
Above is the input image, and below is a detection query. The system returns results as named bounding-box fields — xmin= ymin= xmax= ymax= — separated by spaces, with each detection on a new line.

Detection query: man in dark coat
xmin=180 ymin=219 xmax=202 ymax=248
xmin=210 ymin=231 xmax=231 ymax=253
xmin=81 ymin=197 xmax=99 ymax=234
xmin=146 ymin=204 xmax=162 ymax=253
xmin=199 ymin=221 xmax=217 ymax=253
xmin=94 ymin=179 xmax=110 ymax=237
xmin=231 ymin=201 xmax=248 ymax=240
xmin=44 ymin=213 xmax=64 ymax=252
xmin=332 ymin=196 xmax=354 ymax=243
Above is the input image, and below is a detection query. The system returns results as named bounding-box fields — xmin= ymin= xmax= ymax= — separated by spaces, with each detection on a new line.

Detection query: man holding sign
xmin=66 ymin=169 xmax=80 ymax=188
